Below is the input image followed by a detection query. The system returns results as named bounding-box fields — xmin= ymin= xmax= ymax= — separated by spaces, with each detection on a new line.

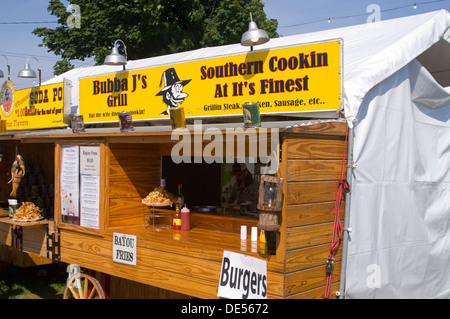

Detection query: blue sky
xmin=1 ymin=0 xmax=449 ymax=89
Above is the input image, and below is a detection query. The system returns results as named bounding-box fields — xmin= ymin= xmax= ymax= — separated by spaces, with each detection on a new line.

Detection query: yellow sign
xmin=79 ymin=40 xmax=342 ymax=123
xmin=1 ymin=80 xmax=71 ymax=131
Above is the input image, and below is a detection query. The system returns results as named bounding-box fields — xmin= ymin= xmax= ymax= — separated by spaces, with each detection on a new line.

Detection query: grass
xmin=0 ymin=263 xmax=67 ymax=299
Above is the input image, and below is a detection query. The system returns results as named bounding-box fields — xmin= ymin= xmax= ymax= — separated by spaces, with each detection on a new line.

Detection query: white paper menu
xmin=60 ymin=145 xmax=80 ymax=218
xmin=79 ymin=146 xmax=100 ymax=229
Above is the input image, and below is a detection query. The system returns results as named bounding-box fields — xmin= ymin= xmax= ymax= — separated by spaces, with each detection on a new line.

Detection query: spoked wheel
xmin=63 ymin=273 xmax=106 ymax=299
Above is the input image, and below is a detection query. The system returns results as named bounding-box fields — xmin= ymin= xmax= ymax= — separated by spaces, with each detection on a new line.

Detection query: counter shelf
xmin=0 ymin=216 xmax=59 ymax=261
xmin=142 ymin=201 xmax=173 ymax=231
xmin=0 ymin=216 xmax=49 ymax=227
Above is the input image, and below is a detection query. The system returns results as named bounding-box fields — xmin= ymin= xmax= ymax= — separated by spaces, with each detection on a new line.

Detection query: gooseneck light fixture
xmin=241 ymin=12 xmax=270 ymax=50
xmin=18 ymin=56 xmax=41 ymax=86
xmin=104 ymin=39 xmax=128 ymax=70
xmin=0 ymin=55 xmax=11 ymax=80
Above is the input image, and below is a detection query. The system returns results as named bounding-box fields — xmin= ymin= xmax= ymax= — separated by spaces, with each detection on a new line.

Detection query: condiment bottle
xmin=175 ymin=183 xmax=184 ymax=208
xmin=181 ymin=204 xmax=190 ymax=231
xmin=173 ymin=203 xmax=181 ymax=229
xmin=8 ymin=199 xmax=17 ymax=218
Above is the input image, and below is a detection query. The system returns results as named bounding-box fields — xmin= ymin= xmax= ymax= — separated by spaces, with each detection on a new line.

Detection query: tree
xmin=52 ymin=58 xmax=74 ymax=75
xmin=33 ymin=0 xmax=278 ymax=75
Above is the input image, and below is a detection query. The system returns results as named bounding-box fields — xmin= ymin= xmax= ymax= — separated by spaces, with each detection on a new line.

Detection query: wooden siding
xmin=283 ymin=123 xmax=348 ymax=299
xmin=108 ymin=143 xmax=161 ymax=228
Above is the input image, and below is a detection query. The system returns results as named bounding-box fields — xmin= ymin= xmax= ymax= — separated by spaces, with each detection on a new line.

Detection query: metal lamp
xmin=241 ymin=13 xmax=270 ymax=49
xmin=18 ymin=56 xmax=41 ymax=86
xmin=0 ymin=55 xmax=11 ymax=80
xmin=104 ymin=39 xmax=127 ymax=69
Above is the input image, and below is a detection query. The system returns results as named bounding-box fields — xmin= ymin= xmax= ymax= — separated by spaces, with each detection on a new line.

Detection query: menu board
xmin=60 ymin=145 xmax=101 ymax=229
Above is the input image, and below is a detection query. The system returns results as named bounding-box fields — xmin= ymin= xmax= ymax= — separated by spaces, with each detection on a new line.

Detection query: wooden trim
xmin=286 ymin=159 xmax=346 ymax=182
xmin=54 ymin=143 xmax=61 ymax=227
xmin=285 ymin=221 xmax=343 ymax=250
xmin=286 ymin=180 xmax=342 ymax=205
xmin=286 ymin=282 xmax=340 ymax=299
xmin=284 ymin=121 xmax=347 ymax=137
xmin=286 ymin=137 xmax=347 ymax=160
xmin=285 ymin=262 xmax=341 ymax=296
xmin=55 ymin=142 xmax=107 ymax=237
xmin=286 ymin=200 xmax=345 ymax=228
xmin=285 ymin=243 xmax=342 ymax=273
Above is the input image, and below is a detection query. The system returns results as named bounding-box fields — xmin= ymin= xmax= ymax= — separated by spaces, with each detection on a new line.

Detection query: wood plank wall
xmin=108 ymin=143 xmax=161 ymax=228
xmin=283 ymin=124 xmax=348 ymax=298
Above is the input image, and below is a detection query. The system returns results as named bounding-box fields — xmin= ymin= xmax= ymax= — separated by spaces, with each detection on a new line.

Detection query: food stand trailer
xmin=0 ymin=36 xmax=346 ymax=299
xmin=1 ymin=10 xmax=449 ymax=299
xmin=10 ymin=119 xmax=347 ymax=299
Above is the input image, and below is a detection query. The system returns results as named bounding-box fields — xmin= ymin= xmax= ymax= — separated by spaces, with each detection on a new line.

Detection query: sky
xmin=1 ymin=0 xmax=450 ymax=90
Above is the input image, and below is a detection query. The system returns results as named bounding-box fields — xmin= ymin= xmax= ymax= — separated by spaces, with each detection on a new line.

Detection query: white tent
xmin=45 ymin=10 xmax=450 ymax=298
xmin=340 ymin=11 xmax=450 ymax=298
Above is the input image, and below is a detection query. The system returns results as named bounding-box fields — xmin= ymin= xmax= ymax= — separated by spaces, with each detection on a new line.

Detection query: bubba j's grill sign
xmin=79 ymin=39 xmax=342 ymax=123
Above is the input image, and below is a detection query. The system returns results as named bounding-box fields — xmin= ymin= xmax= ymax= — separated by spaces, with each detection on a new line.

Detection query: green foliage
xmin=33 ymin=0 xmax=278 ymax=75
xmin=0 ymin=264 xmax=67 ymax=299
xmin=53 ymin=58 xmax=74 ymax=76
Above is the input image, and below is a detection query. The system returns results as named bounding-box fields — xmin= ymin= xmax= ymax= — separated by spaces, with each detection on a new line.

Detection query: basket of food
xmin=142 ymin=186 xmax=176 ymax=229
xmin=12 ymin=202 xmax=43 ymax=222
xmin=142 ymin=187 xmax=176 ymax=207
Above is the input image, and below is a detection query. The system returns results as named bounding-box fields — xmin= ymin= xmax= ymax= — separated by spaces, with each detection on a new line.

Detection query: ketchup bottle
xmin=181 ymin=204 xmax=190 ymax=231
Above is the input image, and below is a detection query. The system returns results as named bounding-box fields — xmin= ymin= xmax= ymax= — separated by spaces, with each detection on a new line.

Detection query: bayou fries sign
xmin=79 ymin=40 xmax=342 ymax=123
xmin=0 ymin=79 xmax=71 ymax=130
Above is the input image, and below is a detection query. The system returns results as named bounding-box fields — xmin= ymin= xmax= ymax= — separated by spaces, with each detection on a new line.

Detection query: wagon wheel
xmin=63 ymin=273 xmax=106 ymax=299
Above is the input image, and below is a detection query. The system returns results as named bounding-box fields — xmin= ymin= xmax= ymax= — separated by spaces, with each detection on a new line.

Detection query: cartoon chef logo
xmin=0 ymin=80 xmax=14 ymax=117
xmin=156 ymin=68 xmax=191 ymax=115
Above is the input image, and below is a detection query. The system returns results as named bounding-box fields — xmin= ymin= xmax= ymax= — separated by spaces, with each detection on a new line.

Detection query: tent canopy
xmin=45 ymin=10 xmax=450 ymax=124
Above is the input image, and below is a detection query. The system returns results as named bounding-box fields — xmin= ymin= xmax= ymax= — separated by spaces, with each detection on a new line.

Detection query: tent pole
xmin=338 ymin=125 xmax=354 ymax=299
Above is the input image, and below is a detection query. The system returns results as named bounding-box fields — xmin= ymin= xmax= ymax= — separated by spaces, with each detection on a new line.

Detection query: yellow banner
xmin=1 ymin=80 xmax=70 ymax=130
xmin=79 ymin=40 xmax=342 ymax=123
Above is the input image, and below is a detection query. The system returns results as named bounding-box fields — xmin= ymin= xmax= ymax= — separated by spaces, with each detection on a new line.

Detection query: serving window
xmin=161 ymin=156 xmax=264 ymax=218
